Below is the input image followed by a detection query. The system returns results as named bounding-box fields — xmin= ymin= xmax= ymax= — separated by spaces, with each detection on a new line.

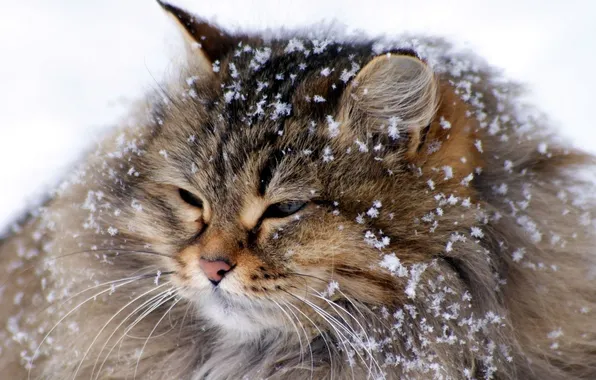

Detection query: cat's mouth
xmin=196 ymin=283 xmax=288 ymax=336
xmin=209 ymin=286 xmax=244 ymax=311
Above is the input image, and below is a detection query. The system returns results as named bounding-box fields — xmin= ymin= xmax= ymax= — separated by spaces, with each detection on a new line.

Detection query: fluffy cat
xmin=1 ymin=1 xmax=596 ymax=379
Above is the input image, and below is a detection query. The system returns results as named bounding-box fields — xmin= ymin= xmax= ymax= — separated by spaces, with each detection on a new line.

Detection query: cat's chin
xmin=198 ymin=288 xmax=287 ymax=339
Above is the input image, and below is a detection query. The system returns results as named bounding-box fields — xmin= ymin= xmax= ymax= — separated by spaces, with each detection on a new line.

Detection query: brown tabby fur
xmin=1 ymin=2 xmax=596 ymax=379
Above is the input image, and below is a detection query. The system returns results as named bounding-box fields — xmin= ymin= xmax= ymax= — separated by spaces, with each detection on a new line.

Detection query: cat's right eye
xmin=178 ymin=188 xmax=203 ymax=208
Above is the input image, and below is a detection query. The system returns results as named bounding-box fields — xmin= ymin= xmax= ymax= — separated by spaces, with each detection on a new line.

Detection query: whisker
xmin=297 ymin=294 xmax=378 ymax=376
xmin=124 ymin=323 xmax=178 ymax=341
xmin=286 ymin=271 xmax=329 ymax=284
xmin=307 ymin=288 xmax=379 ymax=376
xmin=269 ymin=298 xmax=312 ymax=377
xmin=334 ymin=289 xmax=390 ymax=330
xmin=176 ymin=299 xmax=193 ymax=343
xmin=37 ymin=271 xmax=174 ymax=317
xmin=83 ymin=248 xmax=173 ymax=259
xmin=308 ymin=287 xmax=374 ymax=346
xmin=27 ymin=276 xmax=142 ymax=380
xmin=133 ymin=294 xmax=181 ymax=379
xmin=281 ymin=299 xmax=343 ymax=380
xmin=93 ymin=286 xmax=177 ymax=380
xmin=288 ymin=272 xmax=389 ymax=330
xmin=285 ymin=291 xmax=380 ymax=378
xmin=72 ymin=281 xmax=173 ymax=380
xmin=2 ymin=248 xmax=172 ymax=290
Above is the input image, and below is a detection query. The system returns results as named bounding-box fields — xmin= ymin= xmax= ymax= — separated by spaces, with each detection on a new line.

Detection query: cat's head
xmin=99 ymin=2 xmax=480 ymax=338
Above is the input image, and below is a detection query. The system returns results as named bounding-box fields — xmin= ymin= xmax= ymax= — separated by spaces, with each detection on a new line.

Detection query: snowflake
xmin=249 ymin=47 xmax=271 ymax=70
xmin=270 ymin=100 xmax=292 ymax=120
xmin=405 ymin=264 xmax=428 ymax=299
xmin=537 ymin=142 xmax=548 ymax=154
xmin=512 ymin=248 xmax=525 ymax=262
xmin=461 ymin=173 xmax=474 ymax=187
xmin=355 ymin=139 xmax=369 ymax=153
xmin=322 ymin=146 xmax=334 ymax=162
xmin=427 ymin=179 xmax=435 ymax=190
xmin=229 ymin=63 xmax=239 ymax=78
xmin=470 ymin=227 xmax=484 ymax=238
xmin=312 ymin=39 xmax=331 ymax=54
xmin=320 ymin=67 xmax=331 ymax=77
xmin=387 ymin=116 xmax=401 ymax=140
xmin=380 ymin=253 xmax=408 ymax=277
xmin=474 ymin=139 xmax=484 ymax=153
xmin=131 ymin=199 xmax=143 ymax=212
xmin=322 ymin=280 xmax=340 ymax=297
xmin=439 ymin=116 xmax=451 ymax=130
xmin=284 ymin=38 xmax=305 ymax=53
xmin=340 ymin=61 xmax=360 ymax=83
xmin=326 ymin=115 xmax=341 ymax=138
xmin=442 ymin=165 xmax=454 ymax=180
xmin=547 ymin=328 xmax=563 ymax=339
xmin=367 ymin=207 xmax=379 ymax=218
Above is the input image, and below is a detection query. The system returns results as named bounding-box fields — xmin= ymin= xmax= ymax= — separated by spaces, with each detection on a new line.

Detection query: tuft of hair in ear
xmin=157 ymin=0 xmax=236 ymax=69
xmin=339 ymin=54 xmax=439 ymax=157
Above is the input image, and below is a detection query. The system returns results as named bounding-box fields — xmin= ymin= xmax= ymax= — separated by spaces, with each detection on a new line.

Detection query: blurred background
xmin=0 ymin=0 xmax=595 ymax=227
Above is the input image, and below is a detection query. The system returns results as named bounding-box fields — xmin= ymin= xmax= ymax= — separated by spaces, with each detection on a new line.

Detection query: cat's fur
xmin=1 ymin=2 xmax=596 ymax=379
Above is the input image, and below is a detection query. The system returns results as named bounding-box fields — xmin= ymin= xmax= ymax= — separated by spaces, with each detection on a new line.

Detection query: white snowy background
xmin=1 ymin=0 xmax=595 ymax=228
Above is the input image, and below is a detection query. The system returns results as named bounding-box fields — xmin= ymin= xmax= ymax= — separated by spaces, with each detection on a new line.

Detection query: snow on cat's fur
xmin=1 ymin=2 xmax=596 ymax=379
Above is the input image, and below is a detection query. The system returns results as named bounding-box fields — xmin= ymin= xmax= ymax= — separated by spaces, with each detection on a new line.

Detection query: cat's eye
xmin=262 ymin=201 xmax=307 ymax=219
xmin=178 ymin=188 xmax=203 ymax=208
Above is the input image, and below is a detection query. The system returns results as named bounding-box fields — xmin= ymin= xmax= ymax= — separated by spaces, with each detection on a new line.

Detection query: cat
xmin=1 ymin=1 xmax=596 ymax=379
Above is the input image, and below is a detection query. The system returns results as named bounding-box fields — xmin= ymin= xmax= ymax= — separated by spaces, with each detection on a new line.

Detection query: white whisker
xmin=283 ymin=299 xmax=344 ymax=380
xmin=72 ymin=281 xmax=173 ymax=380
xmin=42 ymin=273 xmax=156 ymax=315
xmin=133 ymin=294 xmax=181 ymax=379
xmin=28 ymin=277 xmax=141 ymax=380
xmin=307 ymin=288 xmax=380 ymax=377
xmin=270 ymin=298 xmax=313 ymax=377
xmin=308 ymin=287 xmax=375 ymax=348
xmin=176 ymin=299 xmax=193 ymax=343
xmin=91 ymin=285 xmax=176 ymax=380
xmin=288 ymin=291 xmax=381 ymax=378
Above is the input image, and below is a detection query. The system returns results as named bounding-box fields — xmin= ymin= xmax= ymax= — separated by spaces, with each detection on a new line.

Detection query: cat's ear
xmin=339 ymin=54 xmax=439 ymax=158
xmin=157 ymin=1 xmax=235 ymax=70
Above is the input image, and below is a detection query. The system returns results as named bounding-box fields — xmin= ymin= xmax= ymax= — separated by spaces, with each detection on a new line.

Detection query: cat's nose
xmin=199 ymin=258 xmax=233 ymax=285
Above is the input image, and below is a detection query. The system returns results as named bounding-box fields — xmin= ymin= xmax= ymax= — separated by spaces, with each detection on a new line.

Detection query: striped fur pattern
xmin=1 ymin=2 xmax=595 ymax=379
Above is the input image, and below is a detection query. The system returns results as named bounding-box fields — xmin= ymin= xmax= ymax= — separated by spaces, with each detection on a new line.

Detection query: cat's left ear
xmin=157 ymin=1 xmax=235 ymax=70
xmin=338 ymin=53 xmax=439 ymax=159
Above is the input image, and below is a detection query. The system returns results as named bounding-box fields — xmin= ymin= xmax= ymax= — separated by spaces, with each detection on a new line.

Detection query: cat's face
xmin=102 ymin=4 xmax=476 ymax=337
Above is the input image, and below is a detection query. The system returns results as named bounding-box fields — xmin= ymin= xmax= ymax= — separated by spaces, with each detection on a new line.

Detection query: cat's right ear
xmin=157 ymin=1 xmax=235 ymax=72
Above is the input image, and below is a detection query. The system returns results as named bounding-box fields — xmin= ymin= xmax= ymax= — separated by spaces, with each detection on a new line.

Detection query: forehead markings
xmin=258 ymin=149 xmax=285 ymax=196
xmin=239 ymin=195 xmax=269 ymax=231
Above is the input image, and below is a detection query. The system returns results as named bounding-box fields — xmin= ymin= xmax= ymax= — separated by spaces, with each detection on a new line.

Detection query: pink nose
xmin=199 ymin=258 xmax=232 ymax=285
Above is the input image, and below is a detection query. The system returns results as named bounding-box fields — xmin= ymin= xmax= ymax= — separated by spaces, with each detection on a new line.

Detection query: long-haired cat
xmin=1 ymin=2 xmax=596 ymax=379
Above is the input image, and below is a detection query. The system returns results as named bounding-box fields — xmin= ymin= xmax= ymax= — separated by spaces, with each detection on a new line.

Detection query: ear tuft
xmin=342 ymin=54 xmax=439 ymax=155
xmin=157 ymin=0 xmax=235 ymax=66
xmin=353 ymin=54 xmax=438 ymax=129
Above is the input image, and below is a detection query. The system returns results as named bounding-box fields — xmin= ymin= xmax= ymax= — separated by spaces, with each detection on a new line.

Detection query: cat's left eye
xmin=178 ymin=188 xmax=203 ymax=208
xmin=262 ymin=201 xmax=308 ymax=219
